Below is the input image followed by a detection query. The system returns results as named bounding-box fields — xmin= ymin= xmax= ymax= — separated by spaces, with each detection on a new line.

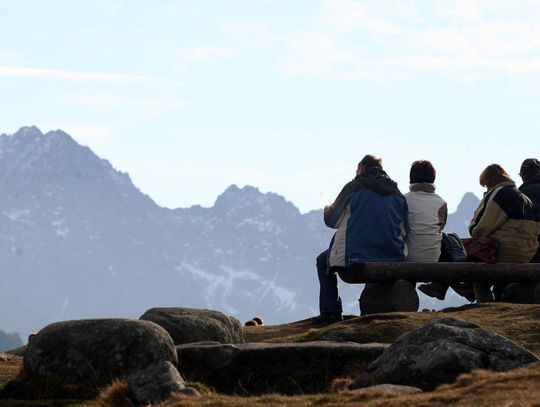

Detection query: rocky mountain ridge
xmin=0 ymin=126 xmax=479 ymax=338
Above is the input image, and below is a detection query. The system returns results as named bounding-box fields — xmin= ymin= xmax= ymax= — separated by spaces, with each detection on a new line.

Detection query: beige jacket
xmin=404 ymin=183 xmax=447 ymax=262
xmin=469 ymin=181 xmax=540 ymax=262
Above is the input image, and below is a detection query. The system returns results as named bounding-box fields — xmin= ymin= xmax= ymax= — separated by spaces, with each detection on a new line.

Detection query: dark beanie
xmin=410 ymin=160 xmax=436 ymax=184
xmin=520 ymin=158 xmax=540 ymax=177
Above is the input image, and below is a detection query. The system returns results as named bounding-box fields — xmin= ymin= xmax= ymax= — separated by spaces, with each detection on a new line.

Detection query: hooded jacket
xmin=404 ymin=183 xmax=447 ymax=262
xmin=469 ymin=181 xmax=540 ymax=262
xmin=324 ymin=167 xmax=409 ymax=267
xmin=520 ymin=172 xmax=540 ymax=262
xmin=520 ymin=172 xmax=540 ymax=217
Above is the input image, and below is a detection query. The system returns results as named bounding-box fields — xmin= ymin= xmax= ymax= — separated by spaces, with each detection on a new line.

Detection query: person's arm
xmin=469 ymin=198 xmax=507 ymax=237
xmin=324 ymin=180 xmax=356 ymax=229
xmin=402 ymin=196 xmax=410 ymax=238
xmin=438 ymin=202 xmax=448 ymax=232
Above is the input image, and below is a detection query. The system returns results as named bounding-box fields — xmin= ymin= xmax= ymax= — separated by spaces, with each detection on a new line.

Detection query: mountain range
xmin=0 ymin=127 xmax=479 ymax=339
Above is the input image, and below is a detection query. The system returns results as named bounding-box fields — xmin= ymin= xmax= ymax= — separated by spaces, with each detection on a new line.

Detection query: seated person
xmin=313 ymin=155 xmax=409 ymax=324
xmin=404 ymin=160 xmax=474 ymax=301
xmin=470 ymin=164 xmax=540 ymax=301
xmin=404 ymin=160 xmax=447 ymax=262
xmin=519 ymin=158 xmax=540 ymax=263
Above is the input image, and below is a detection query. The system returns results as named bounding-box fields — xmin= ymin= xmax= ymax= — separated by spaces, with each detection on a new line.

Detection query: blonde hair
xmin=479 ymin=164 xmax=513 ymax=189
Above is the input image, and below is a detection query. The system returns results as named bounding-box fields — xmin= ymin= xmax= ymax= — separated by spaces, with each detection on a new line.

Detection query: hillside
xmin=1 ymin=303 xmax=540 ymax=406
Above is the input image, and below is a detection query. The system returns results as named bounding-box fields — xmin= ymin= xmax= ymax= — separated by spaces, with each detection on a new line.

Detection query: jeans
xmin=316 ymin=249 xmax=343 ymax=314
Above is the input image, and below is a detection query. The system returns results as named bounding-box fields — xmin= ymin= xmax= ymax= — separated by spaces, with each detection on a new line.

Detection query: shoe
xmin=311 ymin=313 xmax=343 ymax=325
xmin=418 ymin=283 xmax=447 ymax=301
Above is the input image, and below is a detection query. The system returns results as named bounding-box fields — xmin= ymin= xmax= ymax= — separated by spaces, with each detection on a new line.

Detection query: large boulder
xmin=140 ymin=307 xmax=244 ymax=345
xmin=176 ymin=341 xmax=388 ymax=394
xmin=351 ymin=317 xmax=538 ymax=391
xmin=127 ymin=361 xmax=199 ymax=405
xmin=24 ymin=319 xmax=177 ymax=384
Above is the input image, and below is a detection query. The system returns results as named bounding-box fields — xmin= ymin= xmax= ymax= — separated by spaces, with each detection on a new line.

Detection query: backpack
xmin=439 ymin=232 xmax=467 ymax=262
xmin=462 ymin=236 xmax=498 ymax=264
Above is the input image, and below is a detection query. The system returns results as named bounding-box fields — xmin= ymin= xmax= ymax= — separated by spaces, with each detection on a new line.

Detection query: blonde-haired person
xmin=469 ymin=164 xmax=540 ymax=300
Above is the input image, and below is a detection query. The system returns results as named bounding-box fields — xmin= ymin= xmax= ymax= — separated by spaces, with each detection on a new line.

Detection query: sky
xmin=1 ymin=0 xmax=540 ymax=213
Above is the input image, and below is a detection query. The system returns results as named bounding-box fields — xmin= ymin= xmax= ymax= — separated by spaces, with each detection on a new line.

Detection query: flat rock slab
xmin=24 ymin=319 xmax=177 ymax=385
xmin=176 ymin=341 xmax=388 ymax=395
xmin=351 ymin=384 xmax=423 ymax=396
xmin=351 ymin=317 xmax=538 ymax=391
xmin=141 ymin=307 xmax=244 ymax=345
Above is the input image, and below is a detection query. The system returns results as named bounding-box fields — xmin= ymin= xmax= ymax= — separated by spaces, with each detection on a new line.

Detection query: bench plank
xmin=335 ymin=262 xmax=540 ymax=284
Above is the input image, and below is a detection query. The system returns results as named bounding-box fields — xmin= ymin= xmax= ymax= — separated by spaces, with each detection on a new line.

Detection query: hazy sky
xmin=1 ymin=0 xmax=539 ymax=213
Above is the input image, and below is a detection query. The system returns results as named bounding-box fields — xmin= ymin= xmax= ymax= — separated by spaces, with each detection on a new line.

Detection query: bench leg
xmin=473 ymin=283 xmax=494 ymax=302
xmin=359 ymin=279 xmax=419 ymax=315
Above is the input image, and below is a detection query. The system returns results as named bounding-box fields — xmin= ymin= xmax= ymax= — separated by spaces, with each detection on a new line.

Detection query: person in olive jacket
xmin=470 ymin=164 xmax=540 ymax=301
xmin=519 ymin=158 xmax=540 ymax=262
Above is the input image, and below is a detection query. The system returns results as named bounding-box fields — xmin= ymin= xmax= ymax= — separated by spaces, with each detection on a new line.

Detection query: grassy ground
xmin=244 ymin=303 xmax=540 ymax=355
xmin=2 ymin=303 xmax=540 ymax=406
xmin=99 ymin=362 xmax=540 ymax=407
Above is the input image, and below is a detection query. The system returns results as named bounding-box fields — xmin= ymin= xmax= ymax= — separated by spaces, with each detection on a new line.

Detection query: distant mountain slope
xmin=445 ymin=192 xmax=481 ymax=238
xmin=0 ymin=329 xmax=22 ymax=352
xmin=0 ymin=127 xmax=340 ymax=337
xmin=0 ymin=127 xmax=478 ymax=337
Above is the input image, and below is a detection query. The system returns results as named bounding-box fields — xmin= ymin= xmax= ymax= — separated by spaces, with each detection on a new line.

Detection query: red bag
xmin=462 ymin=237 xmax=498 ymax=264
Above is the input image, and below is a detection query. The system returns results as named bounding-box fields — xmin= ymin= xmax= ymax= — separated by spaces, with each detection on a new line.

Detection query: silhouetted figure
xmin=470 ymin=164 xmax=540 ymax=301
xmin=519 ymin=158 xmax=540 ymax=263
xmin=312 ymin=155 xmax=409 ymax=324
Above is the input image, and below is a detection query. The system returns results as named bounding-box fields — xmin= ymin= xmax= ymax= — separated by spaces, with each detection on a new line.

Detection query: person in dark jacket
xmin=313 ymin=155 xmax=409 ymax=324
xmin=519 ymin=158 xmax=540 ymax=262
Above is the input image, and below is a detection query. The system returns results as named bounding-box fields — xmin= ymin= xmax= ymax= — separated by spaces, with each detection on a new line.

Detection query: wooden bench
xmin=335 ymin=262 xmax=540 ymax=284
xmin=332 ymin=262 xmax=540 ymax=315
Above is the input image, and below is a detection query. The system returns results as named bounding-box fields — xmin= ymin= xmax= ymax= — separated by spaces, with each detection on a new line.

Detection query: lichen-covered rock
xmin=351 ymin=317 xmax=538 ymax=391
xmin=127 ymin=361 xmax=196 ymax=405
xmin=24 ymin=319 xmax=177 ymax=384
xmin=176 ymin=341 xmax=388 ymax=394
xmin=140 ymin=307 xmax=244 ymax=345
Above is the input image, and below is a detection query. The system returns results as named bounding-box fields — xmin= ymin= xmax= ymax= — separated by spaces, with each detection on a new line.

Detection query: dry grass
xmin=96 ymin=379 xmax=133 ymax=407
xmin=244 ymin=303 xmax=540 ymax=355
xmin=0 ymin=353 xmax=22 ymax=391
xmin=2 ymin=303 xmax=540 ymax=406
xmin=158 ymin=362 xmax=540 ymax=407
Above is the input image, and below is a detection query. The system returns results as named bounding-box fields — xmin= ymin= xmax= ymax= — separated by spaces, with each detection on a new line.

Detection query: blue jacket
xmin=325 ymin=168 xmax=409 ymax=267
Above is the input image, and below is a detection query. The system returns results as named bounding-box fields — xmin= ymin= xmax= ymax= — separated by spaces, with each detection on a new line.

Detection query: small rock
xmin=177 ymin=387 xmax=201 ymax=396
xmin=140 ymin=307 xmax=244 ymax=345
xmin=351 ymin=317 xmax=538 ymax=391
xmin=128 ymin=361 xmax=186 ymax=405
xmin=351 ymin=383 xmax=423 ymax=396
xmin=320 ymin=328 xmax=356 ymax=342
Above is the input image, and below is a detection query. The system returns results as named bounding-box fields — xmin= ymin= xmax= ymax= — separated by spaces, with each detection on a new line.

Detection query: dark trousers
xmin=316 ymin=250 xmax=343 ymax=314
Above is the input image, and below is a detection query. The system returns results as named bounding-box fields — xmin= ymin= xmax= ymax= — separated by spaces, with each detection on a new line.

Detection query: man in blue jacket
xmin=313 ymin=155 xmax=409 ymax=324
